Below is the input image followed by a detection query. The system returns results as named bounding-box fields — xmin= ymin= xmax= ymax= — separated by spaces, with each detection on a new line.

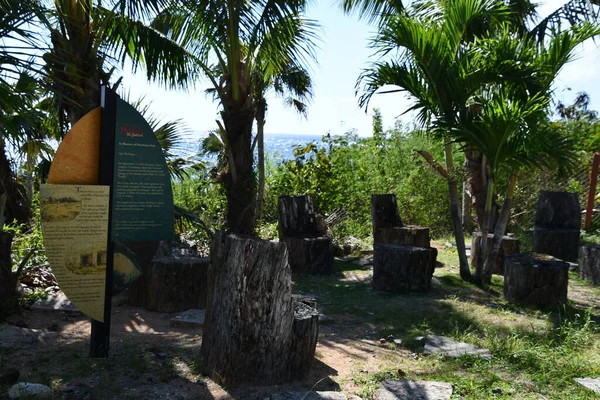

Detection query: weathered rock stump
xmin=281 ymin=236 xmax=336 ymax=274
xmin=533 ymin=228 xmax=580 ymax=262
xmin=278 ymin=195 xmax=335 ymax=274
xmin=128 ymin=256 xmax=209 ymax=313
xmin=373 ymin=244 xmax=438 ymax=292
xmin=372 ymin=194 xmax=430 ymax=247
xmin=470 ymin=233 xmax=520 ymax=275
xmin=290 ymin=295 xmax=319 ymax=375
xmin=0 ymin=232 xmax=17 ymax=317
xmin=533 ymin=191 xmax=581 ymax=262
xmin=504 ymin=253 xmax=569 ymax=308
xmin=199 ymin=232 xmax=318 ymax=386
xmin=579 ymin=245 xmax=600 ymax=285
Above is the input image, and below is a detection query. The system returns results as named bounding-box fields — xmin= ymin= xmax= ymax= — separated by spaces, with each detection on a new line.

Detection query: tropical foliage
xmin=153 ymin=0 xmax=318 ymax=234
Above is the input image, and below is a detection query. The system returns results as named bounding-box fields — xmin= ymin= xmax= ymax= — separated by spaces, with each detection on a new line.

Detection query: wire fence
xmin=511 ymin=152 xmax=599 ymax=233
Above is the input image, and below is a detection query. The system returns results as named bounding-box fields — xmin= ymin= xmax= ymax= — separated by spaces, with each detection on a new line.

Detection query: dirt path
xmin=2 ymin=260 xmax=599 ymax=400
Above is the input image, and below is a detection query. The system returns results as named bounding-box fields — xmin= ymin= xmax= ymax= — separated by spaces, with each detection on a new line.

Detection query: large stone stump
xmin=373 ymin=244 xmax=438 ymax=292
xmin=0 ymin=232 xmax=17 ymax=317
xmin=470 ymin=233 xmax=520 ymax=275
xmin=504 ymin=253 xmax=569 ymax=308
xmin=128 ymin=256 xmax=209 ymax=313
xmin=533 ymin=228 xmax=580 ymax=262
xmin=579 ymin=245 xmax=600 ymax=284
xmin=278 ymin=195 xmax=335 ymax=274
xmin=281 ymin=236 xmax=336 ymax=275
xmin=199 ymin=232 xmax=318 ymax=386
xmin=372 ymin=194 xmax=430 ymax=247
xmin=533 ymin=191 xmax=581 ymax=262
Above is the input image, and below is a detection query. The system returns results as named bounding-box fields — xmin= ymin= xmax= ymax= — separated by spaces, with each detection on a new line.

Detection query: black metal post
xmin=90 ymin=86 xmax=118 ymax=357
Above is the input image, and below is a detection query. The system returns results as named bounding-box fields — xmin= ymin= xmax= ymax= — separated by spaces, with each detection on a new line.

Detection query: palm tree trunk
xmin=256 ymin=119 xmax=266 ymax=223
xmin=482 ymin=172 xmax=517 ymax=282
xmin=444 ymin=140 xmax=471 ymax=281
xmin=222 ymin=106 xmax=256 ymax=235
xmin=464 ymin=149 xmax=485 ymax=229
xmin=475 ymin=175 xmax=495 ymax=284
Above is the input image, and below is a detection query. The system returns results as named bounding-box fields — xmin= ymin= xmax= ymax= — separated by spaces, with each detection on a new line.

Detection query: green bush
xmin=264 ymin=124 xmax=458 ymax=239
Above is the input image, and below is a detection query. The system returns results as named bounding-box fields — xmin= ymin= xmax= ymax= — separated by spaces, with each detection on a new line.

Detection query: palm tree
xmin=42 ymin=0 xmax=195 ymax=127
xmin=153 ymin=0 xmax=318 ymax=235
xmin=254 ymin=62 xmax=313 ymax=222
xmin=453 ymin=25 xmax=598 ymax=283
xmin=354 ymin=0 xmax=513 ymax=281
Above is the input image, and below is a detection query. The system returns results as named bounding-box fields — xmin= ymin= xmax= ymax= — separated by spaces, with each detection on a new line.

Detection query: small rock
xmin=575 ymin=378 xmax=600 ymax=393
xmin=414 ymin=336 xmax=425 ymax=342
xmin=424 ymin=335 xmax=491 ymax=360
xmin=367 ymin=312 xmax=375 ymax=316
xmin=0 ymin=368 xmax=20 ymax=385
xmin=444 ymin=242 xmax=454 ymax=248
xmin=491 ymin=388 xmax=502 ymax=394
xmin=373 ymin=380 xmax=452 ymax=400
xmin=393 ymin=339 xmax=402 ymax=345
xmin=8 ymin=382 xmax=51 ymax=399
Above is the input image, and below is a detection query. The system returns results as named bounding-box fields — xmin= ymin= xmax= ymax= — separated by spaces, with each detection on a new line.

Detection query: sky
xmin=121 ymin=0 xmax=600 ymax=138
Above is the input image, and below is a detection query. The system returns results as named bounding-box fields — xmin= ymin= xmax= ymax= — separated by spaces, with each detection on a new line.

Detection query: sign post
xmin=90 ymin=86 xmax=118 ymax=357
xmin=40 ymin=85 xmax=174 ymax=358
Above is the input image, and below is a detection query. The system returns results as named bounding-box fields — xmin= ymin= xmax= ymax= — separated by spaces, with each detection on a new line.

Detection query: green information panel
xmin=112 ymin=98 xmax=174 ymax=242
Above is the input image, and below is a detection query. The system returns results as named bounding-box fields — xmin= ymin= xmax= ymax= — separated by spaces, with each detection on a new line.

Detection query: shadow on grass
xmin=293 ymin=263 xmax=600 ymax=351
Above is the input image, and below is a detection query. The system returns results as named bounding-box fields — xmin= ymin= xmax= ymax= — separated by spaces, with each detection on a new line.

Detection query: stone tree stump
xmin=470 ymin=233 xmax=520 ymax=275
xmin=504 ymin=253 xmax=569 ymax=308
xmin=278 ymin=195 xmax=335 ymax=275
xmin=0 ymin=232 xmax=17 ymax=317
xmin=372 ymin=194 xmax=430 ymax=247
xmin=533 ymin=191 xmax=581 ymax=262
xmin=128 ymin=256 xmax=209 ymax=313
xmin=373 ymin=244 xmax=438 ymax=292
xmin=199 ymin=232 xmax=319 ymax=386
xmin=579 ymin=245 xmax=600 ymax=284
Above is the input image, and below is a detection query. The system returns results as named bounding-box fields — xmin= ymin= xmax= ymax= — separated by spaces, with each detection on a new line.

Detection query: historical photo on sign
xmin=40 ymin=184 xmax=110 ymax=322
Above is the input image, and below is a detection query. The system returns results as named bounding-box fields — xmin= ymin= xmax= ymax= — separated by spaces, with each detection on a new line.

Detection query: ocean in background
xmin=179 ymin=133 xmax=324 ymax=163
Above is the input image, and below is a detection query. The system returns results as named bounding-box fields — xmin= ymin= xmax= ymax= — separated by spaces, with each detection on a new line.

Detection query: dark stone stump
xmin=199 ymin=232 xmax=318 ymax=386
xmin=504 ymin=253 xmax=569 ymax=308
xmin=374 ymin=226 xmax=431 ymax=248
xmin=372 ymin=194 xmax=430 ymax=247
xmin=282 ymin=236 xmax=336 ymax=275
xmin=470 ymin=233 xmax=520 ymax=275
xmin=533 ymin=228 xmax=580 ymax=262
xmin=534 ymin=191 xmax=581 ymax=230
xmin=373 ymin=244 xmax=438 ymax=292
xmin=278 ymin=195 xmax=336 ymax=275
xmin=579 ymin=245 xmax=600 ymax=284
xmin=0 ymin=232 xmax=17 ymax=318
xmin=533 ymin=191 xmax=581 ymax=262
xmin=128 ymin=256 xmax=209 ymax=313
xmin=290 ymin=295 xmax=319 ymax=375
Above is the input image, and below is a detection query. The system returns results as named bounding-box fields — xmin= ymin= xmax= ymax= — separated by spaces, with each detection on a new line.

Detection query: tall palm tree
xmin=43 ymin=0 xmax=195 ymax=127
xmin=355 ymin=0 xmax=513 ymax=281
xmin=254 ymin=62 xmax=313 ymax=222
xmin=153 ymin=0 xmax=318 ymax=235
xmin=453 ymin=25 xmax=597 ymax=283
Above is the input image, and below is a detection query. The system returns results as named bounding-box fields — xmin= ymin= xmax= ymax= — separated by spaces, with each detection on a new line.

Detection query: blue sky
xmin=122 ymin=0 xmax=600 ymax=138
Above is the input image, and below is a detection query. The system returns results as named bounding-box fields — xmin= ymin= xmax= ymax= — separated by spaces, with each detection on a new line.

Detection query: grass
xmin=294 ymin=242 xmax=600 ymax=399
